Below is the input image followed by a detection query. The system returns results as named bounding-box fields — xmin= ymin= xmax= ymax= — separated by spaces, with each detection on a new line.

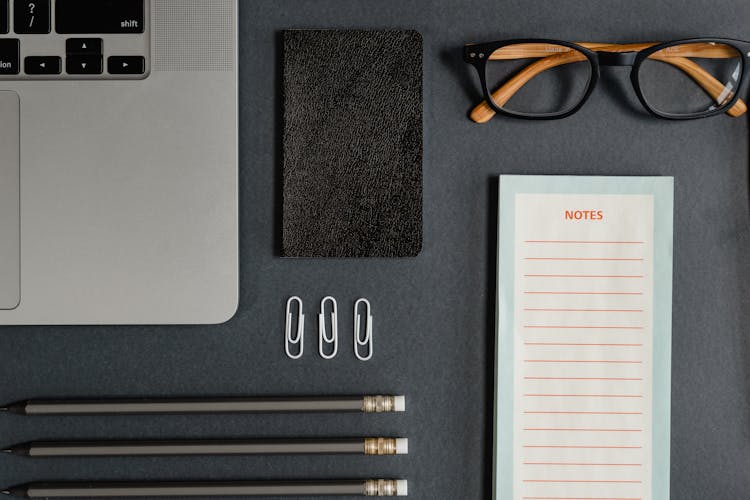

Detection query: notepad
xmin=495 ymin=176 xmax=673 ymax=500
xmin=282 ymin=29 xmax=423 ymax=258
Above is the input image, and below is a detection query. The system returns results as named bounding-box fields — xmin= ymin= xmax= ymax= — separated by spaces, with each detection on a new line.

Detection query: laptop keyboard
xmin=0 ymin=0 xmax=149 ymax=80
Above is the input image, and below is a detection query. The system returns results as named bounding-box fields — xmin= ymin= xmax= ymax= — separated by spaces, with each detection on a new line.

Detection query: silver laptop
xmin=0 ymin=0 xmax=238 ymax=325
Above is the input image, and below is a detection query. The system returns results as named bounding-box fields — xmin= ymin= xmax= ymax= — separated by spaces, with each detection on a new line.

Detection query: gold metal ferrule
xmin=364 ymin=479 xmax=398 ymax=496
xmin=362 ymin=395 xmax=394 ymax=413
xmin=364 ymin=438 xmax=397 ymax=455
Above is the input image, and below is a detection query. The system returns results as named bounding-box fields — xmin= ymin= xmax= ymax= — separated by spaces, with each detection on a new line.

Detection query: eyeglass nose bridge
xmin=596 ymin=51 xmax=638 ymax=67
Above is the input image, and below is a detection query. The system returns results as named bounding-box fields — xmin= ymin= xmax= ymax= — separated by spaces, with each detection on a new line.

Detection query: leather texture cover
xmin=282 ymin=29 xmax=423 ymax=257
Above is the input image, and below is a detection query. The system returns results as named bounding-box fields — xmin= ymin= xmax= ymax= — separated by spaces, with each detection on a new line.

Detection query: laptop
xmin=0 ymin=0 xmax=239 ymax=325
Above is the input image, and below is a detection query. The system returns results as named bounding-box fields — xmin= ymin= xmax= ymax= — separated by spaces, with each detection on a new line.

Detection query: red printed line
xmin=524 ymin=326 xmax=644 ymax=330
xmin=524 ymin=360 xmax=642 ymax=364
xmin=524 ymin=257 xmax=644 ymax=261
xmin=524 ymin=308 xmax=643 ymax=313
xmin=524 ymin=445 xmax=642 ymax=449
xmin=525 ymin=291 xmax=643 ymax=295
xmin=524 ymin=462 xmax=642 ymax=467
xmin=524 ymin=394 xmax=643 ymax=398
xmin=524 ymin=343 xmax=643 ymax=347
xmin=523 ymin=497 xmax=642 ymax=500
xmin=525 ymin=275 xmax=644 ymax=279
xmin=524 ymin=428 xmax=642 ymax=432
xmin=524 ymin=376 xmax=643 ymax=380
xmin=523 ymin=479 xmax=642 ymax=484
xmin=524 ymin=240 xmax=644 ymax=244
xmin=524 ymin=411 xmax=643 ymax=415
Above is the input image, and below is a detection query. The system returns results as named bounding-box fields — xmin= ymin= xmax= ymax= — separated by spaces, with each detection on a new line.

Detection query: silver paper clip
xmin=354 ymin=298 xmax=373 ymax=361
xmin=318 ymin=296 xmax=339 ymax=359
xmin=284 ymin=296 xmax=304 ymax=360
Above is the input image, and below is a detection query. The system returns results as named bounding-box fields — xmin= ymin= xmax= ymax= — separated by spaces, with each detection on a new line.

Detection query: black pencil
xmin=3 ymin=438 xmax=409 ymax=457
xmin=2 ymin=480 xmax=408 ymax=497
xmin=0 ymin=395 xmax=405 ymax=416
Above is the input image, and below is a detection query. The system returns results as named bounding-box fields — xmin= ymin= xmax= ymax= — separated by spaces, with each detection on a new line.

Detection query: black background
xmin=1 ymin=1 xmax=749 ymax=499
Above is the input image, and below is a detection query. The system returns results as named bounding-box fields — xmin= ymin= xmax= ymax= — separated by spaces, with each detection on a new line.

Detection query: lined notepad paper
xmin=495 ymin=176 xmax=673 ymax=500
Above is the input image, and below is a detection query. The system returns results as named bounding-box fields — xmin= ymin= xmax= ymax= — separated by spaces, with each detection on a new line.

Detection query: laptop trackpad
xmin=0 ymin=91 xmax=19 ymax=310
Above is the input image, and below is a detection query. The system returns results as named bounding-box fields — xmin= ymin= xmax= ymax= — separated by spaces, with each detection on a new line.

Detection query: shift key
xmin=56 ymin=0 xmax=144 ymax=34
xmin=0 ymin=0 xmax=8 ymax=34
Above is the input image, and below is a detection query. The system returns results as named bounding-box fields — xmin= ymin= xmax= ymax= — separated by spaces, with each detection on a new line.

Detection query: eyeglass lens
xmin=638 ymin=42 xmax=743 ymax=116
xmin=486 ymin=43 xmax=593 ymax=117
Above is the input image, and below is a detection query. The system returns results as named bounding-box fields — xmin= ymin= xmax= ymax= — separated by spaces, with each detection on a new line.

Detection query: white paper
xmin=513 ymin=194 xmax=654 ymax=500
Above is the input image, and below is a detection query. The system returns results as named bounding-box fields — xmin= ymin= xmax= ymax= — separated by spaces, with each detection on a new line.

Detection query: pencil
xmin=0 ymin=395 xmax=406 ymax=416
xmin=3 ymin=438 xmax=409 ymax=457
xmin=1 ymin=479 xmax=408 ymax=497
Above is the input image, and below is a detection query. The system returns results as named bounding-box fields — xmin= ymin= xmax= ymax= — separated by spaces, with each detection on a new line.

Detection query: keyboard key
xmin=56 ymin=0 xmax=144 ymax=34
xmin=0 ymin=39 xmax=19 ymax=74
xmin=66 ymin=55 xmax=102 ymax=75
xmin=25 ymin=56 xmax=61 ymax=75
xmin=0 ymin=0 xmax=8 ymax=34
xmin=108 ymin=56 xmax=144 ymax=75
xmin=66 ymin=38 xmax=102 ymax=55
xmin=14 ymin=0 xmax=50 ymax=34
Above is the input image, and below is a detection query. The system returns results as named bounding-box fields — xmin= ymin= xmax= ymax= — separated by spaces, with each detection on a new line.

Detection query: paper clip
xmin=318 ymin=296 xmax=338 ymax=359
xmin=284 ymin=297 xmax=304 ymax=360
xmin=354 ymin=298 xmax=373 ymax=361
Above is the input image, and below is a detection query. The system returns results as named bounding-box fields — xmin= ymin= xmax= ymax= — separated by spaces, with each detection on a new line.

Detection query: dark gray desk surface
xmin=1 ymin=1 xmax=749 ymax=499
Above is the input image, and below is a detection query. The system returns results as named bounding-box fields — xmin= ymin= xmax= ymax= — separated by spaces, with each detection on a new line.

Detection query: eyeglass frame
xmin=463 ymin=37 xmax=750 ymax=121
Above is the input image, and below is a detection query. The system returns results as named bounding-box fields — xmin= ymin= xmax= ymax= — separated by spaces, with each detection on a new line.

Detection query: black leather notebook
xmin=282 ymin=29 xmax=423 ymax=258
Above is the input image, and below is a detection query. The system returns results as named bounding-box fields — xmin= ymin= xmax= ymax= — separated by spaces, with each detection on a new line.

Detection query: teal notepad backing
xmin=495 ymin=175 xmax=673 ymax=500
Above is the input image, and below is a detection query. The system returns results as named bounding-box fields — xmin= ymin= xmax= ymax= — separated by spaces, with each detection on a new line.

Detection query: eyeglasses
xmin=463 ymin=38 xmax=750 ymax=121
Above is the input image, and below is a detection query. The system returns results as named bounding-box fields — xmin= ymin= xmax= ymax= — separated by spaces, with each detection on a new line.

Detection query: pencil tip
xmin=1 ymin=490 xmax=10 ymax=495
xmin=0 ymin=408 xmax=7 ymax=412
xmin=1 ymin=449 xmax=11 ymax=454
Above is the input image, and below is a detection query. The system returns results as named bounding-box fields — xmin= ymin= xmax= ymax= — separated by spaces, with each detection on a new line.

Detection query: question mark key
xmin=13 ymin=0 xmax=50 ymax=34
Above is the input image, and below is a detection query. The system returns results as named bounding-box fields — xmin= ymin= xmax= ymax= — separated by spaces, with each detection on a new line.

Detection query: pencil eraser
xmin=396 ymin=438 xmax=409 ymax=455
xmin=396 ymin=480 xmax=408 ymax=496
xmin=394 ymin=396 xmax=406 ymax=412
